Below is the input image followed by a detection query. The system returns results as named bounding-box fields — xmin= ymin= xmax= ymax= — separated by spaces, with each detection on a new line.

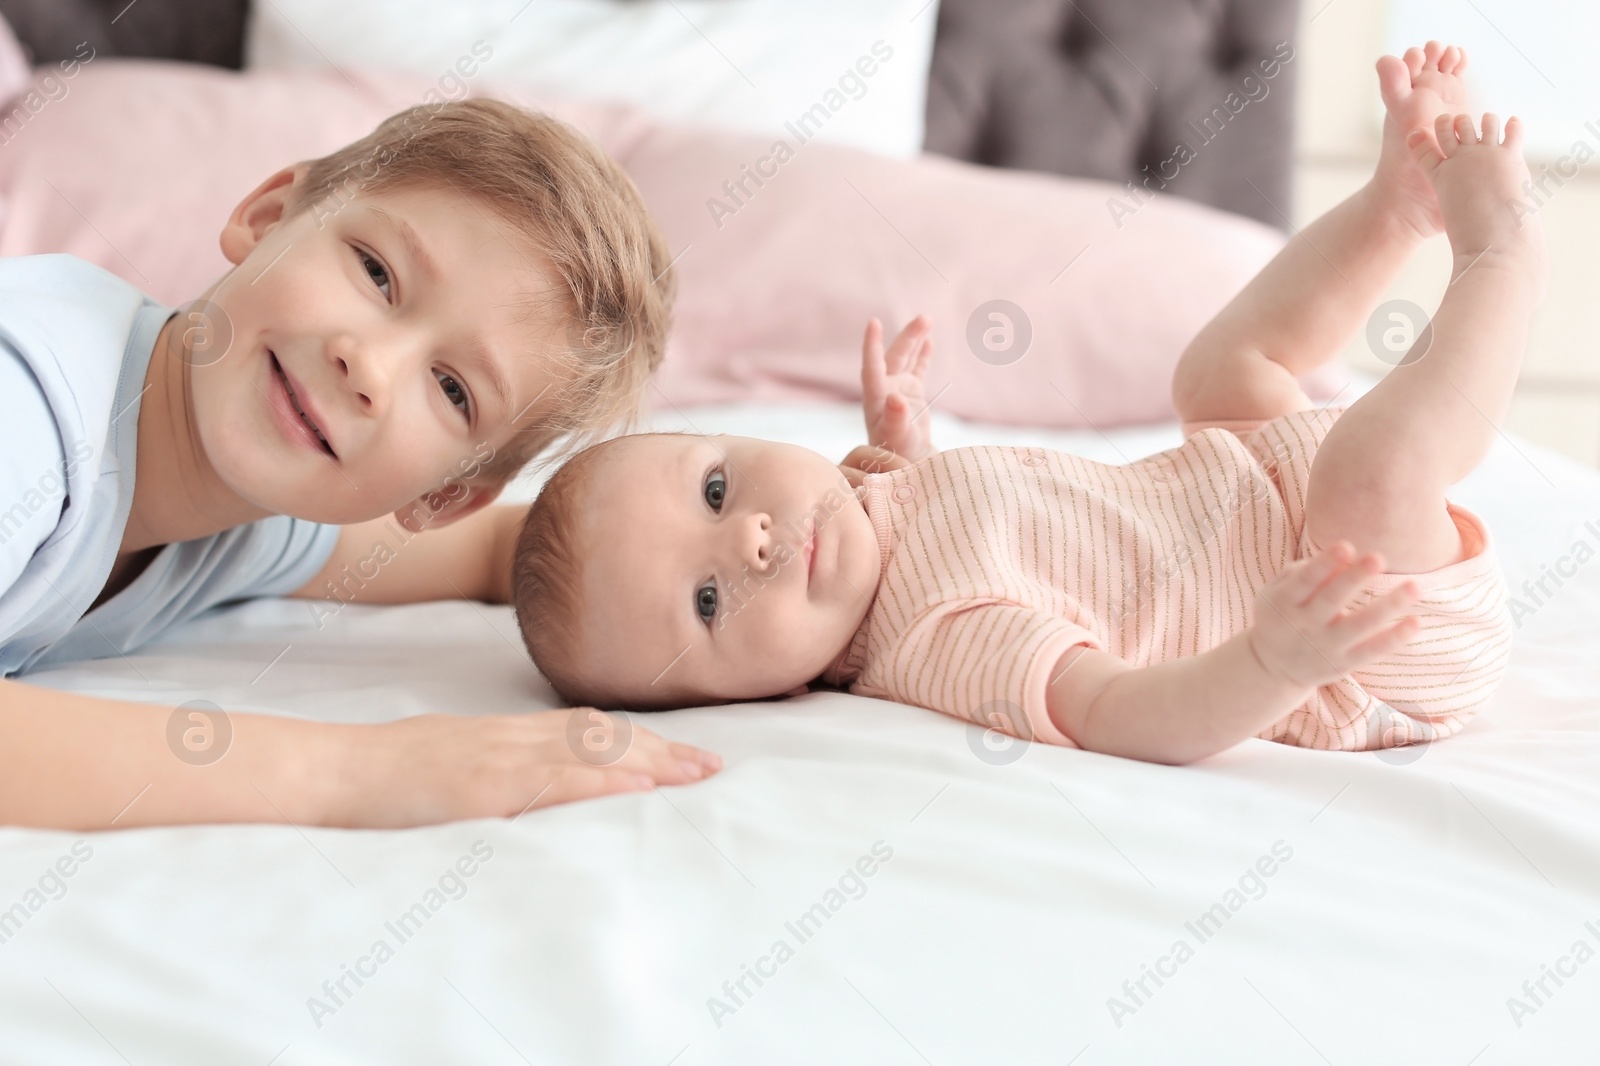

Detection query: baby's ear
xmin=394 ymin=481 xmax=504 ymax=533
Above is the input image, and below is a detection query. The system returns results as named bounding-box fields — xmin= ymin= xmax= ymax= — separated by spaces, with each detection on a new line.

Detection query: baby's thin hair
xmin=284 ymin=98 xmax=677 ymax=480
xmin=513 ymin=432 xmax=699 ymax=708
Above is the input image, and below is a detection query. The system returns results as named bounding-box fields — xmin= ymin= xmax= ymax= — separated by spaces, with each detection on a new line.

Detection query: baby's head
xmin=183 ymin=98 xmax=674 ymax=529
xmin=513 ymin=433 xmax=884 ymax=709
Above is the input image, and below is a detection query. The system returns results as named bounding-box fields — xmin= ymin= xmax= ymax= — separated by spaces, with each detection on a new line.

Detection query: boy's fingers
xmin=528 ymin=767 xmax=653 ymax=811
xmin=666 ymin=741 xmax=723 ymax=772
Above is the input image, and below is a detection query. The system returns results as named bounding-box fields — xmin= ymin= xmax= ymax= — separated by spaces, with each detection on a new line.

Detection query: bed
xmin=4 ymin=397 xmax=1599 ymax=1062
xmin=2 ymin=1 xmax=1598 ymax=1063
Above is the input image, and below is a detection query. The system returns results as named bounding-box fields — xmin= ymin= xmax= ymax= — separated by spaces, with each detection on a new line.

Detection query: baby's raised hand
xmin=862 ymin=315 xmax=935 ymax=462
xmin=1246 ymin=541 xmax=1421 ymax=690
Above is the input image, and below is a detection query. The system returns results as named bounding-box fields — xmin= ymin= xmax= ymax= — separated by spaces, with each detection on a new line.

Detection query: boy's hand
xmin=1246 ymin=541 xmax=1421 ymax=690
xmin=331 ymin=710 xmax=723 ymax=828
xmin=862 ymin=315 xmax=935 ymax=462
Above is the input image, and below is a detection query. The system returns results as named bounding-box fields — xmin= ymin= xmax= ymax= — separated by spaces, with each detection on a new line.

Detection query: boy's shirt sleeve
xmin=853 ymin=599 xmax=1102 ymax=747
xmin=0 ymin=346 xmax=69 ymax=598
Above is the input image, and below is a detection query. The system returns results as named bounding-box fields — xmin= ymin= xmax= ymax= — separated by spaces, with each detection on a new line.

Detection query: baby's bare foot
xmin=1374 ymin=41 xmax=1470 ymax=239
xmin=1406 ymin=112 xmax=1547 ymax=290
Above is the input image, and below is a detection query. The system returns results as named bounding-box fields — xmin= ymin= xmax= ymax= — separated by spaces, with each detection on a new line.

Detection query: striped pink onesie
xmin=821 ymin=407 xmax=1513 ymax=752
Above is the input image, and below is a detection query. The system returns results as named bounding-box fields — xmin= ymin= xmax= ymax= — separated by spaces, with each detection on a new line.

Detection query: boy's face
xmin=183 ymin=167 xmax=566 ymax=526
xmin=573 ymin=434 xmax=883 ymax=706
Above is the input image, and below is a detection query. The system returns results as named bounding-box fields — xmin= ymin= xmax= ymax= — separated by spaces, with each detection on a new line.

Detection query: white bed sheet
xmin=2 ymin=398 xmax=1598 ymax=1064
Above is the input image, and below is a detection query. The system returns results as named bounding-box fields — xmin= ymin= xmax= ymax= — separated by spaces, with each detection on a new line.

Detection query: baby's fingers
xmin=1310 ymin=548 xmax=1381 ymax=615
xmin=862 ymin=318 xmax=887 ymax=391
xmin=1337 ymin=580 xmax=1420 ymax=638
xmin=876 ymin=393 xmax=913 ymax=436
xmin=1345 ymin=614 xmax=1421 ymax=664
xmin=915 ymin=330 xmax=935 ymax=377
xmin=1274 ymin=541 xmax=1354 ymax=603
xmin=885 ymin=314 xmax=931 ymax=375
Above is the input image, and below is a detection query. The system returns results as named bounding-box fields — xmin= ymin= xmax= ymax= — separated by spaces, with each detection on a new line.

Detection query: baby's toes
xmin=1480 ymin=112 xmax=1500 ymax=145
xmin=1503 ymin=114 xmax=1524 ymax=149
xmin=1434 ymin=113 xmax=1461 ymax=155
xmin=1452 ymin=113 xmax=1479 ymax=145
xmin=1405 ymin=127 xmax=1445 ymax=172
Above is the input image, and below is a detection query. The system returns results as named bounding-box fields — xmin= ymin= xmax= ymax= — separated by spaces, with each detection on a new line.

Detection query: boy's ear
xmin=219 ymin=163 xmax=312 ymax=266
xmin=394 ymin=482 xmax=505 ymax=534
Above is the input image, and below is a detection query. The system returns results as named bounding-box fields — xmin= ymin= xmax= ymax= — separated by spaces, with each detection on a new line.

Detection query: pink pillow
xmin=0 ymin=59 xmax=1342 ymax=429
xmin=627 ymin=128 xmax=1346 ymax=425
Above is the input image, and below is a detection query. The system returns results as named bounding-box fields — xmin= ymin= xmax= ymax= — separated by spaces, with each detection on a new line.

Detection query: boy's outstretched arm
xmin=289 ymin=504 xmax=525 ymax=606
xmin=0 ymin=674 xmax=719 ymax=831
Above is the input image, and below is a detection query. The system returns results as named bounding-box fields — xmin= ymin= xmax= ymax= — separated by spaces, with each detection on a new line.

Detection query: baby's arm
xmin=1047 ymin=543 xmax=1420 ymax=764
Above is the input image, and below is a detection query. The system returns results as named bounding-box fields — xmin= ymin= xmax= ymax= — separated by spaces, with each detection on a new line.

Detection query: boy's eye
xmin=356 ymin=248 xmax=392 ymax=300
xmin=434 ymin=370 xmax=471 ymax=419
xmin=704 ymin=469 xmax=727 ymax=512
xmin=696 ymin=582 xmax=718 ymax=623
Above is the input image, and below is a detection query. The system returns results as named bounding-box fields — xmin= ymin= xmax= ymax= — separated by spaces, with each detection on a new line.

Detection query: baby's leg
xmin=1305 ymin=113 xmax=1546 ymax=573
xmin=1174 ymin=43 xmax=1469 ymax=429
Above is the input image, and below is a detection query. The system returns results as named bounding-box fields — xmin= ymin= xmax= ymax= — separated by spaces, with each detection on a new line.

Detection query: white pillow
xmin=244 ymin=0 xmax=941 ymax=159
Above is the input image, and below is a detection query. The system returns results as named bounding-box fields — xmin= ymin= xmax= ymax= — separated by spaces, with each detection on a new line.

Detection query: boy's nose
xmin=328 ymin=334 xmax=389 ymax=414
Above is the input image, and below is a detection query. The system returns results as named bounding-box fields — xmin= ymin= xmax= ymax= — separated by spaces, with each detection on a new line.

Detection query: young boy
xmin=0 ymin=99 xmax=723 ymax=832
xmin=514 ymin=44 xmax=1544 ymax=763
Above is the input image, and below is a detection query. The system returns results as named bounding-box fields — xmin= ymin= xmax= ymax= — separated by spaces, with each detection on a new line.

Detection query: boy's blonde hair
xmin=285 ymin=98 xmax=675 ymax=479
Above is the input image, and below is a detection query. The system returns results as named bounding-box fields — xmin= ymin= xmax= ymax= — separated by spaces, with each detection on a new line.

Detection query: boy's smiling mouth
xmin=268 ymin=350 xmax=336 ymax=458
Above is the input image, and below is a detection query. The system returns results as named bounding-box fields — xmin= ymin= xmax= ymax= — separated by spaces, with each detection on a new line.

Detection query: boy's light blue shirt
xmin=0 ymin=254 xmax=340 ymax=677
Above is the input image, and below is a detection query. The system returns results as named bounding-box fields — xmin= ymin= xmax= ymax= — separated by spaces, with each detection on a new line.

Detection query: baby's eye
xmin=704 ymin=469 xmax=727 ymax=512
xmin=434 ymin=370 xmax=470 ymax=418
xmin=356 ymin=248 xmax=392 ymax=300
xmin=696 ymin=581 xmax=718 ymax=623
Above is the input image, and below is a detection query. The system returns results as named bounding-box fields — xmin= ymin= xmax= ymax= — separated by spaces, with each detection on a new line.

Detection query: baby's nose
xmin=742 ymin=513 xmax=775 ymax=570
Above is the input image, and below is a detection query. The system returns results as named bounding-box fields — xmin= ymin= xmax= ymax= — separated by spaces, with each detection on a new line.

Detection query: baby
xmin=513 ymin=43 xmax=1544 ymax=764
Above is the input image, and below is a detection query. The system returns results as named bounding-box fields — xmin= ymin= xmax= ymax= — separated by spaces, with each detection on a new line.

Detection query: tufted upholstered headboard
xmin=0 ymin=0 xmax=1299 ymax=226
xmin=926 ymin=0 xmax=1300 ymax=226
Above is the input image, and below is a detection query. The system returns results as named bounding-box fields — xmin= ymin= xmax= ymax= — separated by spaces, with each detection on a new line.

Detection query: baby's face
xmin=572 ymin=434 xmax=883 ymax=706
xmin=182 ymin=176 xmax=565 ymax=525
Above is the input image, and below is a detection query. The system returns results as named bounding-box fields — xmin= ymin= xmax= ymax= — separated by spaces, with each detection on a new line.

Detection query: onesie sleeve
xmin=854 ymin=599 xmax=1103 ymax=748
